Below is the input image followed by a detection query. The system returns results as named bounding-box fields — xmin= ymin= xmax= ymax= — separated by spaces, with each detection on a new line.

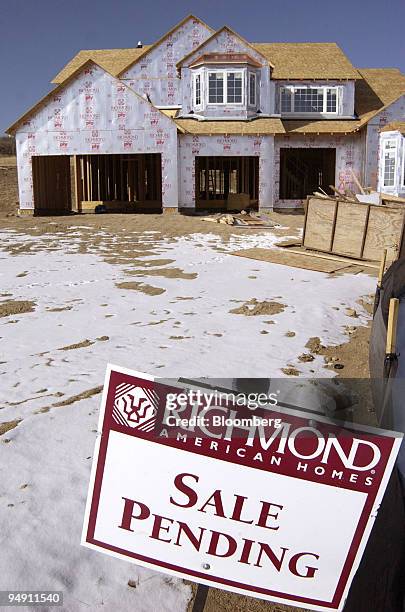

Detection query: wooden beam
xmin=386 ymin=297 xmax=400 ymax=355
xmin=350 ymin=169 xmax=365 ymax=195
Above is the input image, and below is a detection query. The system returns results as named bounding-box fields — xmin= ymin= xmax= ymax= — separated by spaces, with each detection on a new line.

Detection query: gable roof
xmin=6 ymin=59 xmax=184 ymax=135
xmin=177 ymin=26 xmax=272 ymax=68
xmin=252 ymin=43 xmax=359 ymax=80
xmin=380 ymin=121 xmax=405 ymax=134
xmin=52 ymin=47 xmax=151 ymax=84
xmin=355 ymin=68 xmax=405 ymax=126
xmin=117 ymin=15 xmax=214 ymax=77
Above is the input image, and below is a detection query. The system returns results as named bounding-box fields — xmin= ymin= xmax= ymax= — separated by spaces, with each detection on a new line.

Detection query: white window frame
xmin=193 ymin=72 xmax=202 ymax=108
xmin=382 ymin=138 xmax=398 ymax=188
xmin=279 ymin=85 xmax=340 ymax=116
xmin=401 ymin=138 xmax=405 ymax=188
xmin=207 ymin=69 xmax=245 ymax=106
xmin=248 ymin=72 xmax=257 ymax=107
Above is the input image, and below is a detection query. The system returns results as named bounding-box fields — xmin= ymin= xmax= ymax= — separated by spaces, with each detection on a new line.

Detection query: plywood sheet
xmin=303 ymin=198 xmax=336 ymax=251
xmin=232 ymin=247 xmax=377 ymax=275
xmin=363 ymin=207 xmax=405 ymax=261
xmin=332 ymin=202 xmax=368 ymax=258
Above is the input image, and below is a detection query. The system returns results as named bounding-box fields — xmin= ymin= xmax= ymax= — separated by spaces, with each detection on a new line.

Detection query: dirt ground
xmin=0 ymin=156 xmax=375 ymax=612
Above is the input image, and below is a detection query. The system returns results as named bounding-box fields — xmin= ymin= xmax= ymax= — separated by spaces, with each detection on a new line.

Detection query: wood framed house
xmin=6 ymin=15 xmax=405 ymax=215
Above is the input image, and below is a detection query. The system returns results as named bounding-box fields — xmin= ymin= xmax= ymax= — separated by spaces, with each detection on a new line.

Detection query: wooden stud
xmin=73 ymin=155 xmax=81 ymax=212
xmin=359 ymin=204 xmax=371 ymax=258
xmin=350 ymin=169 xmax=365 ymax=195
xmin=386 ymin=298 xmax=400 ymax=355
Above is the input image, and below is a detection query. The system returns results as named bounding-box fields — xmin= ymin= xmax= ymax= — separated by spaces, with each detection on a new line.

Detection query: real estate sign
xmin=82 ymin=365 xmax=403 ymax=611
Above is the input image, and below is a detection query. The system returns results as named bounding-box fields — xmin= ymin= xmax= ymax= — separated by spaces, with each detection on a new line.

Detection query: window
xmin=281 ymin=88 xmax=292 ymax=112
xmin=383 ymin=140 xmax=397 ymax=187
xmin=208 ymin=72 xmax=224 ymax=104
xmin=400 ymin=138 xmax=405 ymax=188
xmin=294 ymin=88 xmax=323 ymax=112
xmin=227 ymin=72 xmax=243 ymax=103
xmin=207 ymin=71 xmax=244 ymax=105
xmin=249 ymin=72 xmax=256 ymax=106
xmin=194 ymin=74 xmax=201 ymax=106
xmin=326 ymin=88 xmax=337 ymax=112
xmin=280 ymin=86 xmax=339 ymax=114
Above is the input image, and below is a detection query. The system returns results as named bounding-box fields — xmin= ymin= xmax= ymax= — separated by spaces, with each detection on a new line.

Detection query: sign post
xmin=82 ymin=365 xmax=403 ymax=612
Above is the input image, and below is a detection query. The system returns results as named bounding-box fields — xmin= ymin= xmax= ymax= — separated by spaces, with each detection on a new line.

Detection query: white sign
xmin=82 ymin=366 xmax=403 ymax=611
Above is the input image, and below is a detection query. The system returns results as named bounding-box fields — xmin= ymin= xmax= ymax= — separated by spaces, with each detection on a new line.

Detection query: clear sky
xmin=1 ymin=0 xmax=405 ymax=134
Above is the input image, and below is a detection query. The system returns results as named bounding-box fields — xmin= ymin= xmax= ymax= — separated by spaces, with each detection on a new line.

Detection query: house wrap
xmin=7 ymin=15 xmax=405 ymax=214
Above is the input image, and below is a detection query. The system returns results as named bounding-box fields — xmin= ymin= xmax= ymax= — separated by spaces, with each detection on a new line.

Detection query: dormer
xmin=189 ymin=53 xmax=261 ymax=117
xmin=275 ymin=81 xmax=355 ymax=119
xmin=177 ymin=26 xmax=272 ymax=119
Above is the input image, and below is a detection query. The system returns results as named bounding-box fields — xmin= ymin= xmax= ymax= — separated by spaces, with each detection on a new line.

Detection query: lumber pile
xmin=201 ymin=211 xmax=280 ymax=228
xmin=311 ymin=170 xmax=405 ymax=207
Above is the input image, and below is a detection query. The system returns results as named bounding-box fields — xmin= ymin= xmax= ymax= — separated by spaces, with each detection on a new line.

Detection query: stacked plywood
xmin=303 ymin=197 xmax=405 ymax=262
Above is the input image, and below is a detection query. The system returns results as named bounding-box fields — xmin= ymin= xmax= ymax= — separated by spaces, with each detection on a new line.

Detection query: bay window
xmin=227 ymin=72 xmax=243 ymax=103
xmin=208 ymin=71 xmax=244 ymax=105
xmin=194 ymin=73 xmax=201 ymax=107
xmin=280 ymin=85 xmax=339 ymax=114
xmin=249 ymin=72 xmax=256 ymax=107
xmin=208 ymin=72 xmax=224 ymax=103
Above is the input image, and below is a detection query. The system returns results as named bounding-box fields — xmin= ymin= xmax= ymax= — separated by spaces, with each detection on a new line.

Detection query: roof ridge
xmin=117 ymin=15 xmax=214 ymax=77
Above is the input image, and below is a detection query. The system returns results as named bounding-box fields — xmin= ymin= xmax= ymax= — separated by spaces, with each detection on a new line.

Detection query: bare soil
xmin=230 ymin=299 xmax=286 ymax=316
xmin=0 ymin=300 xmax=36 ymax=318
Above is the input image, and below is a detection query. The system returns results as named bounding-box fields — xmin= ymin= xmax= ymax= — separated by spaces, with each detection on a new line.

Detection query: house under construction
xmin=7 ymin=15 xmax=405 ymax=214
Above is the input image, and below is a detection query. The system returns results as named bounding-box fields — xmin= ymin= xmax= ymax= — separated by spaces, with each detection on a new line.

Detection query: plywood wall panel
xmin=332 ymin=202 xmax=369 ymax=258
xmin=363 ymin=207 xmax=405 ymax=261
xmin=303 ymin=198 xmax=337 ymax=251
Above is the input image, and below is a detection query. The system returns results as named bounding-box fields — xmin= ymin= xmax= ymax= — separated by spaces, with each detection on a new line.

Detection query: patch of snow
xmin=0 ymin=228 xmax=375 ymax=610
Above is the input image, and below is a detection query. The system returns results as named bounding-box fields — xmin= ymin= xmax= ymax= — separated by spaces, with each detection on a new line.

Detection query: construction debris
xmin=201 ymin=211 xmax=280 ymax=228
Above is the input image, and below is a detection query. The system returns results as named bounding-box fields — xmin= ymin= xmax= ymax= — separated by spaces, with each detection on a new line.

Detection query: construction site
xmin=1 ymin=9 xmax=405 ymax=612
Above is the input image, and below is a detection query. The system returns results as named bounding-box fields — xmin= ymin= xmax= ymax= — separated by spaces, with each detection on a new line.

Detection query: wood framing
xmin=195 ymin=156 xmax=259 ymax=211
xmin=76 ymin=153 xmax=162 ymax=213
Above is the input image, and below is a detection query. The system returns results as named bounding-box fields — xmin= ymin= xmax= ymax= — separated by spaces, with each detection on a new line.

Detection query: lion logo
xmin=113 ymin=383 xmax=158 ymax=432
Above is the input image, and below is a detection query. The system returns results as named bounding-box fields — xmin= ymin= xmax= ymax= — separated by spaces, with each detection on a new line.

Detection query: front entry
xmin=195 ymin=156 xmax=259 ymax=212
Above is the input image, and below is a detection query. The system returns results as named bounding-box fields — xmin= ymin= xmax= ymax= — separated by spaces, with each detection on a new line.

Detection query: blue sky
xmin=1 ymin=0 xmax=405 ymax=134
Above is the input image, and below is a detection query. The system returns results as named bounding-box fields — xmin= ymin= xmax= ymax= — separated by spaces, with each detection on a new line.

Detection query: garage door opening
xmin=279 ymin=148 xmax=336 ymax=200
xmin=195 ymin=156 xmax=259 ymax=212
xmin=32 ymin=153 xmax=163 ymax=215
xmin=76 ymin=153 xmax=162 ymax=213
xmin=32 ymin=155 xmax=73 ymax=215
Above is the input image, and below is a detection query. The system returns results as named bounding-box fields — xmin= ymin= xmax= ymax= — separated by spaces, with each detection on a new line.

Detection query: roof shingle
xmin=252 ymin=42 xmax=360 ymax=80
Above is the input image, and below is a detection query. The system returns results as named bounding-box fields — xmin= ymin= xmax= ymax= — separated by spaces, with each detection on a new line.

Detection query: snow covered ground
xmin=0 ymin=227 xmax=375 ymax=610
